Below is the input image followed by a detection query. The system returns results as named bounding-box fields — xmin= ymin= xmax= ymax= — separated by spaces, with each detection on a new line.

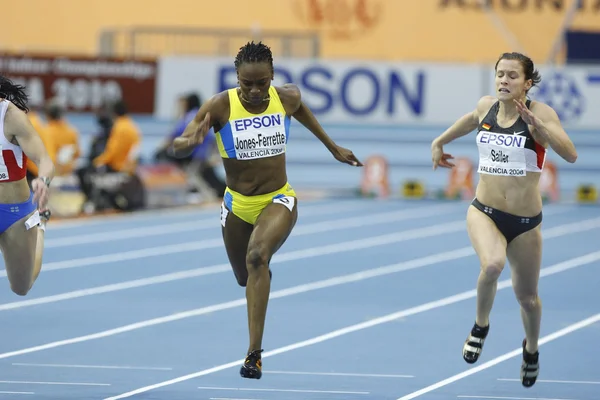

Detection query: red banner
xmin=0 ymin=53 xmax=157 ymax=113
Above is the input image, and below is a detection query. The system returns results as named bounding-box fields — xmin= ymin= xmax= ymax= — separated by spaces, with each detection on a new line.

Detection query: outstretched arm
xmin=172 ymin=94 xmax=222 ymax=158
xmin=432 ymin=95 xmax=494 ymax=147
xmin=279 ymin=84 xmax=362 ymax=166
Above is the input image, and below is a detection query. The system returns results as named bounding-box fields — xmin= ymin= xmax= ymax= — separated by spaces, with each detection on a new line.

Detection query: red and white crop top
xmin=0 ymin=100 xmax=28 ymax=182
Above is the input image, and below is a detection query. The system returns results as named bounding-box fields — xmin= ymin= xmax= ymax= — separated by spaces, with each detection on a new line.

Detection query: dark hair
xmin=185 ymin=93 xmax=201 ymax=111
xmin=234 ymin=41 xmax=274 ymax=72
xmin=495 ymin=52 xmax=542 ymax=92
xmin=112 ymin=99 xmax=127 ymax=116
xmin=0 ymin=75 xmax=29 ymax=112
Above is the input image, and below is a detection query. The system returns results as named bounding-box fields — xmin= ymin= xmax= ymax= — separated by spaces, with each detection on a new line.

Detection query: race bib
xmin=273 ymin=195 xmax=295 ymax=212
xmin=0 ymin=146 xmax=9 ymax=181
xmin=231 ymin=113 xmax=287 ymax=160
xmin=220 ymin=202 xmax=229 ymax=227
xmin=476 ymin=131 xmax=527 ymax=177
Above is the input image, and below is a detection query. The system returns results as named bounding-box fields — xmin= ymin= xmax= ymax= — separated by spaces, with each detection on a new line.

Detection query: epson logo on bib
xmin=477 ymin=132 xmax=526 ymax=148
xmin=234 ymin=114 xmax=282 ymax=131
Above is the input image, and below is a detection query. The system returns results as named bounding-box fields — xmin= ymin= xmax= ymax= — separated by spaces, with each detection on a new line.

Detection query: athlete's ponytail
xmin=0 ymin=75 xmax=29 ymax=113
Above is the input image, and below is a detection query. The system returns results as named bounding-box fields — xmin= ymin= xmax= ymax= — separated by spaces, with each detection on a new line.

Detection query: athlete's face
xmin=494 ymin=59 xmax=532 ymax=101
xmin=237 ymin=62 xmax=273 ymax=106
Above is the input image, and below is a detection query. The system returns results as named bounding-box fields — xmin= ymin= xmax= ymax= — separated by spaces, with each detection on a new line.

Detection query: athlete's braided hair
xmin=0 ymin=75 xmax=29 ymax=112
xmin=234 ymin=41 xmax=274 ymax=72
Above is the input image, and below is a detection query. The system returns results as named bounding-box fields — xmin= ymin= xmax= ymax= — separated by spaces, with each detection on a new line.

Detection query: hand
xmin=331 ymin=145 xmax=363 ymax=166
xmin=180 ymin=112 xmax=211 ymax=147
xmin=32 ymin=177 xmax=50 ymax=210
xmin=431 ymin=142 xmax=455 ymax=170
xmin=514 ymin=99 xmax=542 ymax=127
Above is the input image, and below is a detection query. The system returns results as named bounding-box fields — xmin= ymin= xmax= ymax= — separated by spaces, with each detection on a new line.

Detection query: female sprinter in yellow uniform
xmin=173 ymin=41 xmax=362 ymax=380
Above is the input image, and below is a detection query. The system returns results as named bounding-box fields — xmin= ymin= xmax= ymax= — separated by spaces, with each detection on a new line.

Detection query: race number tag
xmin=273 ymin=196 xmax=295 ymax=213
xmin=0 ymin=146 xmax=9 ymax=181
xmin=220 ymin=202 xmax=229 ymax=227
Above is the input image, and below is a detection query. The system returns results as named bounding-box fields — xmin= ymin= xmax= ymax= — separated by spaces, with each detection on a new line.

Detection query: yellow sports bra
xmin=215 ymin=86 xmax=291 ymax=160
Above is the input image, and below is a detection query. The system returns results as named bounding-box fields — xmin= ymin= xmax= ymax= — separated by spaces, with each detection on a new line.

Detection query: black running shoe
xmin=240 ymin=349 xmax=263 ymax=379
xmin=521 ymin=339 xmax=539 ymax=387
xmin=463 ymin=322 xmax=489 ymax=364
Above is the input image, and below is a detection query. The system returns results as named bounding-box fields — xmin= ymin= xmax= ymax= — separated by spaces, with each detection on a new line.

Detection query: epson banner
xmin=156 ymin=57 xmax=486 ymax=126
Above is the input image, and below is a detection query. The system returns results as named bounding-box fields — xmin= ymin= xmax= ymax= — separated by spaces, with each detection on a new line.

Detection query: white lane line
xmin=98 ymin=249 xmax=600 ymax=399
xmin=497 ymin=378 xmax=600 ymax=385
xmin=0 ymin=391 xmax=34 ymax=395
xmin=11 ymin=362 xmax=172 ymax=371
xmin=0 ymin=221 xmax=467 ymax=311
xmin=44 ymin=200 xmax=379 ymax=248
xmin=0 ymin=217 xmax=467 ymax=279
xmin=1 ymin=213 xmax=595 ymax=311
xmin=46 ymin=197 xmax=363 ymax=230
xmin=396 ymin=314 xmax=600 ymax=399
xmin=197 ymin=386 xmax=369 ymax=394
xmin=264 ymin=370 xmax=414 ymax=378
xmin=457 ymin=396 xmax=579 ymax=400
xmin=0 ymin=380 xmax=110 ymax=386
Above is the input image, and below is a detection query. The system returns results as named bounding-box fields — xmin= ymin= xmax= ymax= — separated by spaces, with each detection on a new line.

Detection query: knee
xmin=246 ymin=244 xmax=270 ymax=271
xmin=516 ymin=293 xmax=540 ymax=312
xmin=11 ymin=283 xmax=30 ymax=297
xmin=480 ymin=260 xmax=504 ymax=282
xmin=235 ymin=273 xmax=248 ymax=287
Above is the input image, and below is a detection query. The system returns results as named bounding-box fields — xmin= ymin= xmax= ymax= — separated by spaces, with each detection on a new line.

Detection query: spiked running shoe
xmin=521 ymin=339 xmax=539 ymax=387
xmin=240 ymin=349 xmax=263 ymax=379
xmin=463 ymin=322 xmax=489 ymax=364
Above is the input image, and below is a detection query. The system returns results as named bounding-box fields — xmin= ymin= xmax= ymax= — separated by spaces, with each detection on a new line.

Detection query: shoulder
xmin=4 ymin=101 xmax=29 ymax=132
xmin=528 ymin=100 xmax=559 ymax=121
xmin=274 ymin=84 xmax=301 ymax=114
xmin=200 ymin=90 xmax=231 ymax=122
xmin=209 ymin=90 xmax=232 ymax=109
xmin=476 ymin=95 xmax=497 ymax=113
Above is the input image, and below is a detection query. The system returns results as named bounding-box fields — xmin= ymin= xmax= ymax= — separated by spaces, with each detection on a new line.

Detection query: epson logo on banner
xmin=218 ymin=65 xmax=425 ymax=117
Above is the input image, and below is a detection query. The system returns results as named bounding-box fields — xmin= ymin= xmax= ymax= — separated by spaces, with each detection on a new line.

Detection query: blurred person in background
xmin=43 ymin=99 xmax=80 ymax=177
xmin=155 ymin=92 xmax=226 ymax=200
xmin=172 ymin=41 xmax=362 ymax=380
xmin=431 ymin=52 xmax=577 ymax=388
xmin=0 ymin=75 xmax=54 ymax=296
xmin=25 ymin=105 xmax=55 ymax=186
xmin=78 ymin=100 xmax=144 ymax=213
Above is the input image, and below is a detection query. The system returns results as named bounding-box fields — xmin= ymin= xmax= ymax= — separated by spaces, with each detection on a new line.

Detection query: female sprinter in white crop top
xmin=430 ymin=52 xmax=577 ymax=388
xmin=0 ymin=75 xmax=54 ymax=297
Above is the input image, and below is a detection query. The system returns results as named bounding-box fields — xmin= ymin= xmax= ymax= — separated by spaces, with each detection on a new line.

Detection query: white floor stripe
xmin=0 ymin=380 xmax=110 ymax=386
xmin=0 ymin=214 xmax=595 ymax=311
xmin=396 ymin=314 xmax=600 ymax=399
xmin=497 ymin=378 xmax=600 ymax=385
xmin=11 ymin=362 xmax=172 ymax=371
xmin=197 ymin=386 xmax=369 ymax=394
xmin=264 ymin=370 xmax=414 ymax=378
xmin=101 ymin=250 xmax=600 ymax=399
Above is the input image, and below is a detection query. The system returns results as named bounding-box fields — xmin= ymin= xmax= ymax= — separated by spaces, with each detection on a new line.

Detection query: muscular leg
xmin=463 ymin=205 xmax=507 ymax=363
xmin=507 ymin=226 xmax=543 ymax=353
xmin=221 ymin=208 xmax=254 ymax=287
xmin=245 ymin=200 xmax=298 ymax=354
xmin=507 ymin=225 xmax=542 ymax=387
xmin=0 ymin=211 xmax=42 ymax=295
xmin=467 ymin=206 xmax=508 ymax=327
